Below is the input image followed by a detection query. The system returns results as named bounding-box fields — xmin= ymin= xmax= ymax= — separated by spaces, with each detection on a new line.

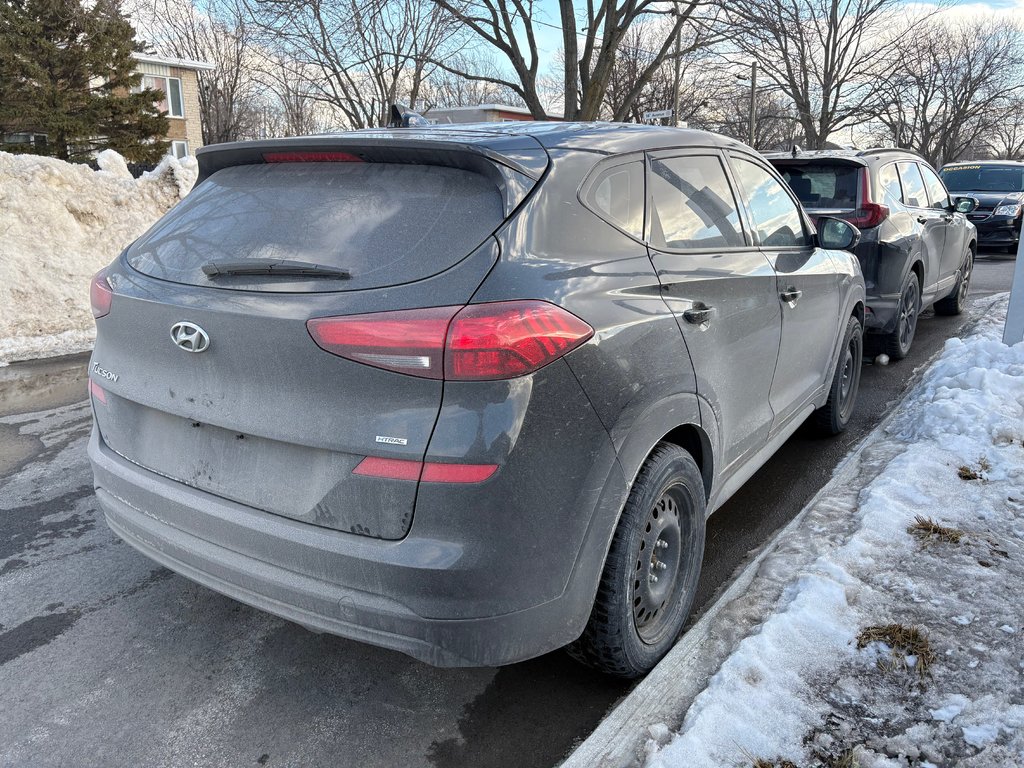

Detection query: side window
xmin=584 ymin=160 xmax=645 ymax=239
xmin=877 ymin=163 xmax=903 ymax=207
xmin=648 ymin=155 xmax=744 ymax=250
xmin=919 ymin=164 xmax=950 ymax=210
xmin=731 ymin=157 xmax=809 ymax=248
xmin=897 ymin=162 xmax=927 ymax=208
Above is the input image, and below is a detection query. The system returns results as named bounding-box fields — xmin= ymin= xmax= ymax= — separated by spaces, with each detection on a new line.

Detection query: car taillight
xmin=90 ymin=270 xmax=113 ymax=319
xmin=262 ymin=151 xmax=363 ymax=163
xmin=307 ymin=300 xmax=593 ymax=381
xmin=838 ymin=167 xmax=889 ymax=230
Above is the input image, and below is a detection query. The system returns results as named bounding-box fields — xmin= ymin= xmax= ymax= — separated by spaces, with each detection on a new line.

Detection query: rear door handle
xmin=780 ymin=288 xmax=802 ymax=305
xmin=916 ymin=216 xmax=929 ymax=224
xmin=682 ymin=305 xmax=713 ymax=326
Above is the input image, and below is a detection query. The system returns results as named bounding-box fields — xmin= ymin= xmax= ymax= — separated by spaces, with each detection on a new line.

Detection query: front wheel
xmin=814 ymin=315 xmax=863 ymax=435
xmin=566 ymin=444 xmax=705 ymax=678
xmin=934 ymin=248 xmax=973 ymax=316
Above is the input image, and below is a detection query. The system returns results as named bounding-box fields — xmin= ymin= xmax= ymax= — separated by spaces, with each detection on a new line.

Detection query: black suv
xmin=940 ymin=160 xmax=1023 ymax=254
xmin=767 ymin=149 xmax=977 ymax=359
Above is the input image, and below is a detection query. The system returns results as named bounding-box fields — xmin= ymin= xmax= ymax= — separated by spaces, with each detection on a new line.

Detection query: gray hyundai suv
xmin=767 ymin=149 xmax=977 ymax=359
xmin=88 ymin=122 xmax=865 ymax=677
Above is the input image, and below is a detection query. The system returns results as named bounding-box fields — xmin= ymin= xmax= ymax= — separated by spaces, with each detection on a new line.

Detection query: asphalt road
xmin=0 ymin=255 xmax=1015 ymax=768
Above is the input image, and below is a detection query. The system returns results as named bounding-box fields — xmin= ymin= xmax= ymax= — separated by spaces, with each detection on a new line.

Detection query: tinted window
xmin=898 ymin=162 xmax=927 ymax=208
xmin=127 ymin=162 xmax=504 ymax=292
xmin=648 ymin=155 xmax=744 ymax=250
xmin=877 ymin=163 xmax=903 ymax=207
xmin=778 ymin=164 xmax=859 ymax=208
xmin=940 ymin=164 xmax=1024 ymax=192
xmin=732 ymin=157 xmax=808 ymax=248
xmin=919 ymin=164 xmax=950 ymax=209
xmin=585 ymin=161 xmax=644 ymax=238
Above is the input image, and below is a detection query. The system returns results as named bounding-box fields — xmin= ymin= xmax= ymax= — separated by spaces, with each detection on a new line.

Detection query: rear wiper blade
xmin=201 ymin=259 xmax=351 ymax=279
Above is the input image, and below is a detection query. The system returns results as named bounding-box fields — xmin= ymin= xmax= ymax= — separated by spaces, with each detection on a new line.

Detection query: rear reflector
xmin=88 ymin=379 xmax=107 ymax=404
xmin=353 ymin=456 xmax=497 ymax=483
xmin=262 ymin=151 xmax=364 ymax=163
xmin=90 ymin=270 xmax=113 ymax=319
xmin=307 ymin=301 xmax=593 ymax=381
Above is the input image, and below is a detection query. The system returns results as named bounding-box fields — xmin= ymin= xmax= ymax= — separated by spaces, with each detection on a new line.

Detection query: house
xmin=423 ymin=104 xmax=560 ymax=124
xmin=132 ymin=53 xmax=214 ymax=158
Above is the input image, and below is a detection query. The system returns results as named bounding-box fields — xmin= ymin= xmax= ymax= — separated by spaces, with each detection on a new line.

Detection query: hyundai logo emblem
xmin=170 ymin=321 xmax=211 ymax=353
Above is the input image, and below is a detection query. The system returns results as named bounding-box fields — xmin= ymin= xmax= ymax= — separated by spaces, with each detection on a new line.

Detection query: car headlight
xmin=994 ymin=203 xmax=1022 ymax=217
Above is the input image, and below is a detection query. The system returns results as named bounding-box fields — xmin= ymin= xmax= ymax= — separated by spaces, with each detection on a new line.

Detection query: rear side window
xmin=648 ymin=155 xmax=744 ymax=250
xmin=919 ymin=164 xmax=950 ymax=210
xmin=584 ymin=160 xmax=645 ymax=239
xmin=731 ymin=157 xmax=809 ymax=248
xmin=778 ymin=164 xmax=860 ymax=208
xmin=127 ymin=162 xmax=504 ymax=292
xmin=877 ymin=163 xmax=903 ymax=207
xmin=897 ymin=162 xmax=928 ymax=208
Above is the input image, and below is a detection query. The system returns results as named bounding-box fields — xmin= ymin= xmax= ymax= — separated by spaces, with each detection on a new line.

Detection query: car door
xmin=644 ymin=150 xmax=781 ymax=476
xmin=728 ymin=152 xmax=843 ymax=432
xmin=897 ymin=161 xmax=945 ymax=295
xmin=919 ymin=162 xmax=967 ymax=289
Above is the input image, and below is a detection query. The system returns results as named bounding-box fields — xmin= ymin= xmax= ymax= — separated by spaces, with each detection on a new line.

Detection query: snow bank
xmin=648 ymin=298 xmax=1024 ymax=768
xmin=0 ymin=151 xmax=197 ymax=365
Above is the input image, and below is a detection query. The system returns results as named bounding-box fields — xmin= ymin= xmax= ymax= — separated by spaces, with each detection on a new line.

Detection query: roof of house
xmin=133 ymin=53 xmax=215 ymax=72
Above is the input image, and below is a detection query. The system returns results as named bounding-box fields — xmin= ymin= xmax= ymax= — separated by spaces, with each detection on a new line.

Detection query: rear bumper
xmin=89 ymin=426 xmax=621 ymax=667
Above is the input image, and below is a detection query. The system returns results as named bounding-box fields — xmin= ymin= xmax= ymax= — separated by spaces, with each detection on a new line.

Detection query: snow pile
xmin=0 ymin=150 xmax=197 ymax=365
xmin=648 ymin=298 xmax=1024 ymax=768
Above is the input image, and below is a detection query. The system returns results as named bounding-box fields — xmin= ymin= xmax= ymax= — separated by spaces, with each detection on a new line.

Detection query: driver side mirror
xmin=817 ymin=216 xmax=861 ymax=251
xmin=954 ymin=196 xmax=979 ymax=214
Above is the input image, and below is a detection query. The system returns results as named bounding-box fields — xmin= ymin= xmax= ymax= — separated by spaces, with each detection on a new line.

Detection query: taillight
xmin=307 ymin=300 xmax=593 ymax=381
xmin=262 ymin=151 xmax=363 ymax=163
xmin=837 ymin=167 xmax=889 ymax=230
xmin=90 ymin=270 xmax=113 ymax=319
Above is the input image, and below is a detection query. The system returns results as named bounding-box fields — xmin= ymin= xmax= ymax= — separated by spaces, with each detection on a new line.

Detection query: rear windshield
xmin=126 ymin=162 xmax=504 ymax=291
xmin=777 ymin=164 xmax=860 ymax=209
xmin=940 ymin=164 xmax=1024 ymax=193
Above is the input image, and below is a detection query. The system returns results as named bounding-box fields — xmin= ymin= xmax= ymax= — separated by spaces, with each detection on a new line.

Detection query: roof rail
xmin=856 ymin=147 xmax=924 ymax=159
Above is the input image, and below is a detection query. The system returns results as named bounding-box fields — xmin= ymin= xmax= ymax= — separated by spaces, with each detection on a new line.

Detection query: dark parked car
xmin=940 ymin=160 xmax=1023 ymax=254
xmin=88 ymin=123 xmax=864 ymax=678
xmin=767 ymin=149 xmax=977 ymax=359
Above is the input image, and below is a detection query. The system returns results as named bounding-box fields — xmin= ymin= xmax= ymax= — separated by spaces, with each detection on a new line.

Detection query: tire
xmin=566 ymin=443 xmax=705 ymax=678
xmin=814 ymin=315 xmax=863 ymax=435
xmin=934 ymin=248 xmax=973 ymax=316
xmin=883 ymin=271 xmax=920 ymax=360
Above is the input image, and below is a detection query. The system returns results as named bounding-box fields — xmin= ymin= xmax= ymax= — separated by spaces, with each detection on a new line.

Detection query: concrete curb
xmin=559 ymin=296 xmax=1002 ymax=768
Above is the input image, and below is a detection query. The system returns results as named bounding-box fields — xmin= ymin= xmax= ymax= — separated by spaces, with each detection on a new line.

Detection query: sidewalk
xmin=564 ymin=295 xmax=1024 ymax=768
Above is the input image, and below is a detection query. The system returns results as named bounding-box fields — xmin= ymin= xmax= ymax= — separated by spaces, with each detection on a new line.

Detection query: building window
xmin=170 ymin=140 xmax=189 ymax=158
xmin=143 ymin=75 xmax=184 ymax=118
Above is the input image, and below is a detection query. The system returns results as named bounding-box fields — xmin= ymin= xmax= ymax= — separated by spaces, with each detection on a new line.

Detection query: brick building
xmin=133 ymin=53 xmax=213 ymax=158
xmin=423 ymin=104 xmax=560 ymax=124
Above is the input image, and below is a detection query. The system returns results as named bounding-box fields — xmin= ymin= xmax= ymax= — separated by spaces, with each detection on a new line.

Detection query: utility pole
xmin=672 ymin=9 xmax=682 ymax=127
xmin=748 ymin=61 xmax=757 ymax=147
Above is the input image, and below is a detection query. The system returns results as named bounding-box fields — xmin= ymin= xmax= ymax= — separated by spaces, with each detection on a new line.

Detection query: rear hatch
xmin=91 ymin=133 xmax=547 ymax=540
xmin=772 ymin=159 xmax=864 ymax=221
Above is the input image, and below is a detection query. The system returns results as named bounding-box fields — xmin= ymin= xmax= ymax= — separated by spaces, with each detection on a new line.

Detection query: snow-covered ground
xmin=0 ymin=150 xmax=196 ymax=365
xmin=646 ymin=298 xmax=1024 ymax=768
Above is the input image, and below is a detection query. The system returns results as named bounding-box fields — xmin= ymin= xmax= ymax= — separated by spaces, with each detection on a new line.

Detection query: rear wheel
xmin=934 ymin=247 xmax=973 ymax=316
xmin=567 ymin=444 xmax=705 ymax=678
xmin=814 ymin=315 xmax=863 ymax=435
xmin=884 ymin=271 xmax=920 ymax=360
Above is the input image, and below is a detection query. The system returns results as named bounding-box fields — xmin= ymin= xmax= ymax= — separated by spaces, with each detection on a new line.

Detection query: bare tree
xmin=986 ymin=98 xmax=1024 ymax=161
xmin=245 ymin=0 xmax=463 ymax=128
xmin=128 ymin=0 xmax=260 ymax=144
xmin=870 ymin=18 xmax=1024 ymax=165
xmin=725 ymin=0 xmax=929 ymax=149
xmin=428 ymin=0 xmax=718 ymax=121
